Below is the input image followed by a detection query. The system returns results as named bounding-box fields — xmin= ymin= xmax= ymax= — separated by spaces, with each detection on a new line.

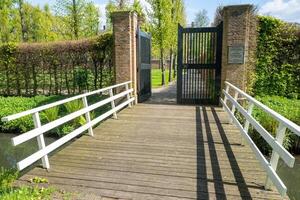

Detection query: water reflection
xmin=277 ymin=156 xmax=300 ymax=200
xmin=0 ymin=133 xmax=55 ymax=169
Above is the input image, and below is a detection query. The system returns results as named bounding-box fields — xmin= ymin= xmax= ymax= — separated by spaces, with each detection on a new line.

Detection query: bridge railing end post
xmin=109 ymin=88 xmax=118 ymax=119
xmin=33 ymin=112 xmax=50 ymax=169
xmin=82 ymin=96 xmax=94 ymax=137
xmin=265 ymin=122 xmax=286 ymax=190
xmin=126 ymin=83 xmax=132 ymax=108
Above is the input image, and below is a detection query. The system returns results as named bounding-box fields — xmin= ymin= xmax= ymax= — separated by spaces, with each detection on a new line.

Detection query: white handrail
xmin=220 ymin=81 xmax=300 ymax=197
xmin=224 ymin=82 xmax=300 ymax=136
xmin=1 ymin=81 xmax=134 ymax=171
xmin=1 ymin=81 xmax=131 ymax=122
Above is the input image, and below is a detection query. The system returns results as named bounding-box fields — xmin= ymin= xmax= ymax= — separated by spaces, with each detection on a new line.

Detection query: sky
xmin=28 ymin=0 xmax=300 ymax=25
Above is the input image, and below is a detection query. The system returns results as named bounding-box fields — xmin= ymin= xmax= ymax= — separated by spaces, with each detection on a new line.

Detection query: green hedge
xmin=254 ymin=16 xmax=300 ymax=98
xmin=0 ymin=33 xmax=114 ymax=96
xmin=250 ymin=96 xmax=300 ymax=155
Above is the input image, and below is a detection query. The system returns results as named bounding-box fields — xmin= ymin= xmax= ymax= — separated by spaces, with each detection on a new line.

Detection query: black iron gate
xmin=177 ymin=23 xmax=223 ymax=105
xmin=137 ymin=29 xmax=151 ymax=103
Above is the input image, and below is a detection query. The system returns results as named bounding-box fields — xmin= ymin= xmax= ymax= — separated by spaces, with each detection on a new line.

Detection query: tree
xmin=212 ymin=6 xmax=223 ymax=26
xmin=0 ymin=0 xmax=19 ymax=43
xmin=147 ymin=0 xmax=173 ymax=86
xmin=105 ymin=0 xmax=130 ymax=29
xmin=55 ymin=0 xmax=100 ymax=39
xmin=17 ymin=0 xmax=28 ymax=42
xmin=194 ymin=9 xmax=209 ymax=27
xmin=83 ymin=2 xmax=100 ymax=37
xmin=168 ymin=0 xmax=185 ymax=81
xmin=147 ymin=0 xmax=185 ymax=85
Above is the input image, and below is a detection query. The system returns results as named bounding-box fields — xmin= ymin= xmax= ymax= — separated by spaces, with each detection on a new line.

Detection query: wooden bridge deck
xmin=18 ymin=103 xmax=284 ymax=199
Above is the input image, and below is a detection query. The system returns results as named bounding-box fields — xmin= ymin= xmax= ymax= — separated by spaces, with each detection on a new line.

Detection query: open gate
xmin=137 ymin=29 xmax=151 ymax=103
xmin=177 ymin=23 xmax=223 ymax=105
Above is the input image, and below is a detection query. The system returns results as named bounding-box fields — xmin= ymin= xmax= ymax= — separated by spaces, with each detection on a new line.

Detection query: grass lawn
xmin=152 ymin=69 xmax=175 ymax=88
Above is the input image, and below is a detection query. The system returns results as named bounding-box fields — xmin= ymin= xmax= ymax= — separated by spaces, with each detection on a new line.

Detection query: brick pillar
xmin=221 ymin=5 xmax=257 ymax=92
xmin=112 ymin=11 xmax=138 ymax=104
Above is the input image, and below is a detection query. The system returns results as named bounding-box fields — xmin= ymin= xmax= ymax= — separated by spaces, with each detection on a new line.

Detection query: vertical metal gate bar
xmin=177 ymin=24 xmax=183 ymax=103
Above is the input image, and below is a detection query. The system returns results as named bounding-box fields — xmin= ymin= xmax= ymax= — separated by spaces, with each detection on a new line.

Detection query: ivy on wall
xmin=254 ymin=16 xmax=300 ymax=98
xmin=0 ymin=33 xmax=114 ymax=96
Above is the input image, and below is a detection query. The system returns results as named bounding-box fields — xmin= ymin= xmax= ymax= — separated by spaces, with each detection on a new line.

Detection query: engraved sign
xmin=228 ymin=46 xmax=245 ymax=64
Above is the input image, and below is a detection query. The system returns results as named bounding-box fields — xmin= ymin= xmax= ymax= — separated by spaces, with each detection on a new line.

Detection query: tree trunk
xmin=160 ymin=49 xmax=165 ymax=86
xmin=168 ymin=48 xmax=173 ymax=83
xmin=173 ymin=54 xmax=177 ymax=78
xmin=18 ymin=0 xmax=28 ymax=42
xmin=72 ymin=0 xmax=79 ymax=39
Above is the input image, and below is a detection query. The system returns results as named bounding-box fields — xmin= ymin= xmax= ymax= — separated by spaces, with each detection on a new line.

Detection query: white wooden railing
xmin=1 ymin=81 xmax=134 ymax=171
xmin=220 ymin=81 xmax=300 ymax=197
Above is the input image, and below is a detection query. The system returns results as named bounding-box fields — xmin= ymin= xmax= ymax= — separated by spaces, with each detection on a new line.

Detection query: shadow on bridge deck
xmin=17 ymin=84 xmax=285 ymax=200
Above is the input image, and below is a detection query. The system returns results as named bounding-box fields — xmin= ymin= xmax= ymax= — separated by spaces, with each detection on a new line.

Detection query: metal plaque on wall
xmin=228 ymin=46 xmax=245 ymax=64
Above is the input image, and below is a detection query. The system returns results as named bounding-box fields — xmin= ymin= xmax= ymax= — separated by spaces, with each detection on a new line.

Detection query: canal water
xmin=0 ymin=133 xmax=56 ymax=170
xmin=0 ymin=133 xmax=299 ymax=199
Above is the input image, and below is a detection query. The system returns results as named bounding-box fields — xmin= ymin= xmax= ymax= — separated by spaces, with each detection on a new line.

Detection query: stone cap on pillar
xmin=111 ymin=10 xmax=138 ymax=20
xmin=223 ymin=4 xmax=254 ymax=10
xmin=223 ymin=4 xmax=255 ymax=16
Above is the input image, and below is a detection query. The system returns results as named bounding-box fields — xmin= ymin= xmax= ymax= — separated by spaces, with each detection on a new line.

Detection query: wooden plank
xmin=17 ymin=103 xmax=285 ymax=200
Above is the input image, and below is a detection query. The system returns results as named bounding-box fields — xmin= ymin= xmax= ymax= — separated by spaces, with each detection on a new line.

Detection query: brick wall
xmin=221 ymin=5 xmax=257 ymax=92
xmin=112 ymin=11 xmax=138 ymax=104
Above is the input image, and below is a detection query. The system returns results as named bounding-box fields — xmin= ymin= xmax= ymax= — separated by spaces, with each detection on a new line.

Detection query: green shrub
xmin=249 ymin=96 xmax=300 ymax=155
xmin=64 ymin=100 xmax=86 ymax=126
xmin=59 ymin=125 xmax=75 ymax=137
xmin=0 ymin=95 xmax=64 ymax=133
xmin=0 ymin=167 xmax=18 ymax=193
xmin=0 ymin=167 xmax=54 ymax=199
xmin=42 ymin=107 xmax=60 ymax=123
xmin=0 ymin=94 xmax=108 ymax=136
xmin=0 ymin=186 xmax=54 ymax=200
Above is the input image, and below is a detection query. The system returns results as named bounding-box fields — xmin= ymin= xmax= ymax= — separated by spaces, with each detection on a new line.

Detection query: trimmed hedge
xmin=254 ymin=16 xmax=300 ymax=99
xmin=250 ymin=96 xmax=300 ymax=155
xmin=0 ymin=33 xmax=114 ymax=96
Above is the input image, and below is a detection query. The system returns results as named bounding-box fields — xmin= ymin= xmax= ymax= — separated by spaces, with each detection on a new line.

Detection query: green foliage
xmin=152 ymin=69 xmax=173 ymax=88
xmin=254 ymin=16 xmax=300 ymax=98
xmin=0 ymin=168 xmax=54 ymax=200
xmin=0 ymin=167 xmax=18 ymax=193
xmin=29 ymin=177 xmax=48 ymax=184
xmin=0 ymin=95 xmax=64 ymax=133
xmin=54 ymin=0 xmax=100 ymax=39
xmin=64 ymin=99 xmax=86 ymax=126
xmin=42 ymin=107 xmax=60 ymax=123
xmin=0 ymin=33 xmax=114 ymax=96
xmin=0 ymin=0 xmax=101 ymax=43
xmin=59 ymin=125 xmax=75 ymax=137
xmin=249 ymin=96 xmax=300 ymax=155
xmin=0 ymin=94 xmax=107 ymax=136
xmin=147 ymin=0 xmax=185 ymax=85
xmin=0 ymin=186 xmax=54 ymax=200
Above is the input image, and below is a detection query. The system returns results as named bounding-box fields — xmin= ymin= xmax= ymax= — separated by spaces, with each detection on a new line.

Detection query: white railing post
xmin=109 ymin=88 xmax=117 ymax=119
xmin=33 ymin=112 xmax=50 ymax=169
xmin=242 ymin=102 xmax=254 ymax=146
xmin=223 ymin=84 xmax=230 ymax=110
xmin=82 ymin=96 xmax=94 ymax=137
xmin=229 ymin=91 xmax=239 ymax=123
xmin=265 ymin=122 xmax=286 ymax=190
xmin=125 ymin=83 xmax=132 ymax=108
